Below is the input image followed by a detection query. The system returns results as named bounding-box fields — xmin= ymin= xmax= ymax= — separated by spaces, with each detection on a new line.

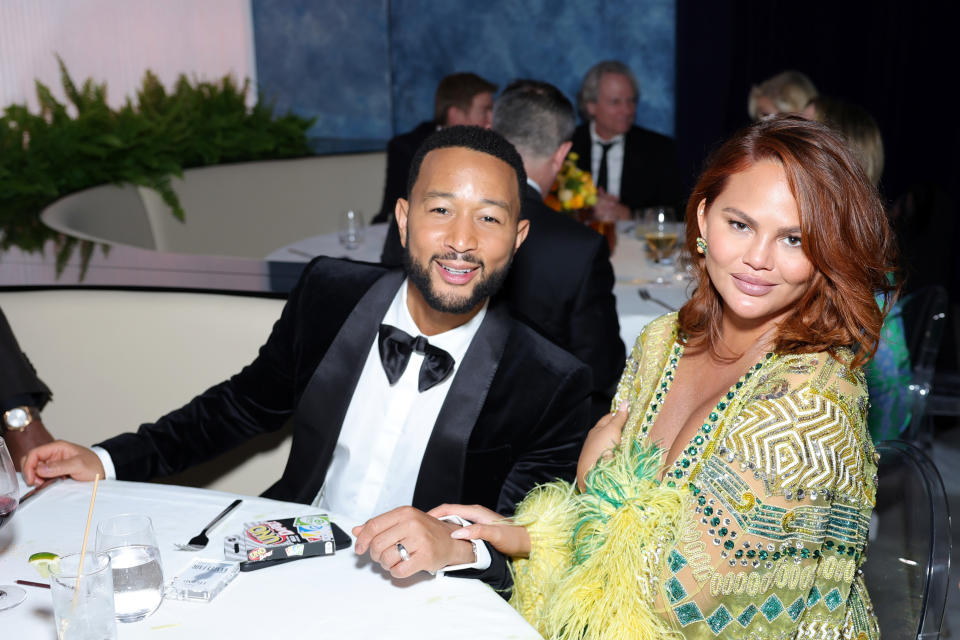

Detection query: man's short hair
xmin=407 ymin=126 xmax=527 ymax=211
xmin=577 ymin=60 xmax=639 ymax=121
xmin=434 ymin=73 xmax=498 ymax=125
xmin=492 ymin=79 xmax=575 ymax=160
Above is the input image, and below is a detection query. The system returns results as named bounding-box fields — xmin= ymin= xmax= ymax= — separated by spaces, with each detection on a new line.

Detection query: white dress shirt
xmin=316 ymin=280 xmax=486 ymax=522
xmin=589 ymin=120 xmax=626 ymax=199
xmin=526 ymin=176 xmax=542 ymax=196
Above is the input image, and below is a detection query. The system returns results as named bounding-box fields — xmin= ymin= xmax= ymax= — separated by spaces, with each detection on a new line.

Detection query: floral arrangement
xmin=545 ymin=152 xmax=598 ymax=212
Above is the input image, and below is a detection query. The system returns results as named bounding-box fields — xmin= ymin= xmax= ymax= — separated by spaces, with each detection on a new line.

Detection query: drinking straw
xmin=70 ymin=474 xmax=101 ymax=611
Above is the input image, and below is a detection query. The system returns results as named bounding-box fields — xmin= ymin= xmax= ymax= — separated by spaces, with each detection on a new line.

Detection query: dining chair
xmin=862 ymin=439 xmax=952 ymax=639
xmin=897 ymin=285 xmax=949 ymax=444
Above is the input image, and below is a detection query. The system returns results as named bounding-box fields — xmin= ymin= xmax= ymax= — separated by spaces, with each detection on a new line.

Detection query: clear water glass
xmin=338 ymin=209 xmax=365 ymax=250
xmin=96 ymin=514 xmax=164 ymax=622
xmin=50 ymin=552 xmax=117 ymax=640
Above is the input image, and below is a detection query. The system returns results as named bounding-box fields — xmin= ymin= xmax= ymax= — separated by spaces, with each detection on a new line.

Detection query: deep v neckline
xmin=636 ymin=337 xmax=777 ymax=485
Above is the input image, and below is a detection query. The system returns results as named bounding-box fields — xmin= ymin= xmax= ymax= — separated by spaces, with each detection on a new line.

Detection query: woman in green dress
xmin=432 ymin=116 xmax=897 ymax=639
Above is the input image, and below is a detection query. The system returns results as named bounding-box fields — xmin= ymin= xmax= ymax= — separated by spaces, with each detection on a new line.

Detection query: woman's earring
xmin=696 ymin=236 xmax=708 ymax=255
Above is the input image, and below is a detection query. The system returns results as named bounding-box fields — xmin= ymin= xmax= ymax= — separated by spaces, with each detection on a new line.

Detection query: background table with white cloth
xmin=0 ymin=478 xmax=540 ymax=639
xmin=266 ymin=221 xmax=694 ymax=350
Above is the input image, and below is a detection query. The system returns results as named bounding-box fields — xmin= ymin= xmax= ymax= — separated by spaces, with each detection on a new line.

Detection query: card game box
xmin=241 ymin=514 xmax=337 ymax=563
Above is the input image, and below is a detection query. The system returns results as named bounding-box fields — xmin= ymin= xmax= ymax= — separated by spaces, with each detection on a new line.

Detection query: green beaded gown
xmin=509 ymin=313 xmax=880 ymax=639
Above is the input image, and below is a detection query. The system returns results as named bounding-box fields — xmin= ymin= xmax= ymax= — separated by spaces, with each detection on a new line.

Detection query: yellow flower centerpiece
xmin=545 ymin=152 xmax=598 ymax=214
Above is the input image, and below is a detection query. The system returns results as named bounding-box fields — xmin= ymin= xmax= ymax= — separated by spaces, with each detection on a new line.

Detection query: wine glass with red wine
xmin=0 ymin=438 xmax=26 ymax=610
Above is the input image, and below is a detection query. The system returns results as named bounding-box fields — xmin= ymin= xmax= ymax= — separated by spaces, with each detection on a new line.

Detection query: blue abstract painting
xmin=252 ymin=0 xmax=393 ymax=141
xmin=253 ymin=0 xmax=675 ymax=144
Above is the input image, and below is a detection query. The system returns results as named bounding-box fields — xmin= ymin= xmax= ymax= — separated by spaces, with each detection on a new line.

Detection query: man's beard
xmin=403 ymin=245 xmax=512 ymax=315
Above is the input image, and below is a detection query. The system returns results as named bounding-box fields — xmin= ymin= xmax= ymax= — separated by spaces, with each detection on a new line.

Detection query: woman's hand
xmin=577 ymin=404 xmax=629 ymax=490
xmin=428 ymin=504 xmax=531 ymax=558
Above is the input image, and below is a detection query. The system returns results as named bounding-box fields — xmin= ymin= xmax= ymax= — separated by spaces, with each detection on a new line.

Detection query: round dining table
xmin=1 ymin=476 xmax=542 ymax=639
xmin=266 ymin=221 xmax=693 ymax=350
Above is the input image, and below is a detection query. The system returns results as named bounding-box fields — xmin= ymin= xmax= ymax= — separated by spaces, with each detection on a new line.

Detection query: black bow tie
xmin=378 ymin=324 xmax=455 ymax=392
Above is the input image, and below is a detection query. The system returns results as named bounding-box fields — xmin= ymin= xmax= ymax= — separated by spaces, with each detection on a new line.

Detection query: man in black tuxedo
xmin=383 ymin=81 xmax=625 ymax=420
xmin=372 ymin=72 xmax=496 ymax=225
xmin=24 ymin=127 xmax=592 ymax=575
xmin=571 ymin=60 xmax=682 ymax=221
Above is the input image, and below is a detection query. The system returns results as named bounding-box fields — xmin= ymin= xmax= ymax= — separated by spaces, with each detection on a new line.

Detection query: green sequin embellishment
xmin=760 ymin=594 xmax=784 ymax=621
xmin=674 ymin=603 xmax=704 ymax=626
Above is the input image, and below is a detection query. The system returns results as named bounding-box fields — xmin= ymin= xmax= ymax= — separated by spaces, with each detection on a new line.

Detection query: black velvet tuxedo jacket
xmin=380 ymin=183 xmax=624 ymax=421
xmin=372 ymin=121 xmax=436 ymax=224
xmin=571 ymin=123 xmax=683 ymax=213
xmin=97 ymin=258 xmax=592 ymax=516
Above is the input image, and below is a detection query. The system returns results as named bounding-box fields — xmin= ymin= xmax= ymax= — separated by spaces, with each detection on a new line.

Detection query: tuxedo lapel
xmin=412 ymin=301 xmax=511 ymax=510
xmin=291 ymin=268 xmax=405 ymax=503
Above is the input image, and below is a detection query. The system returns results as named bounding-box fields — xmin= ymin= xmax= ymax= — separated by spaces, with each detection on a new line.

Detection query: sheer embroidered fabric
xmin=510 ymin=313 xmax=880 ymax=639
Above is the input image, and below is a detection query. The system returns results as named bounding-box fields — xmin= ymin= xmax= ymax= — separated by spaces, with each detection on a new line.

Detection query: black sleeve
xmin=380 ymin=215 xmax=405 ymax=267
xmin=567 ymin=236 xmax=625 ymax=420
xmin=445 ymin=543 xmax=514 ymax=597
xmin=0 ymin=308 xmax=52 ymax=411
xmin=495 ymin=363 xmax=591 ymax=516
xmin=373 ymin=136 xmax=410 ymax=224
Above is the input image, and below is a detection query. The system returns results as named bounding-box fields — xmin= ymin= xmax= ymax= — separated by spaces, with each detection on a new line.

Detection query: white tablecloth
xmin=0 ymin=479 xmax=539 ymax=639
xmin=266 ymin=222 xmax=693 ymax=349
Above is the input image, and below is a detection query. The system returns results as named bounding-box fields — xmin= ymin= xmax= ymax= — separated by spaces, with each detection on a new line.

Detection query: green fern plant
xmin=0 ymin=57 xmax=315 ymax=272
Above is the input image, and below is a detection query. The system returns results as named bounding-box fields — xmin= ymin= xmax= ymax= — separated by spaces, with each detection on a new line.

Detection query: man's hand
xmin=21 ymin=440 xmax=105 ymax=486
xmin=593 ymin=188 xmax=631 ymax=222
xmin=428 ymin=504 xmax=531 ymax=558
xmin=352 ymin=506 xmax=475 ymax=578
xmin=577 ymin=404 xmax=629 ymax=490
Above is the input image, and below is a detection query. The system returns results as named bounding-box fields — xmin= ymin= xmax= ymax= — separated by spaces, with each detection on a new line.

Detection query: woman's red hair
xmin=678 ymin=116 xmax=898 ymax=368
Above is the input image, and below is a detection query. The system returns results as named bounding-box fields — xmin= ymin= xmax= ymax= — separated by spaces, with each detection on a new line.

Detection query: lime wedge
xmin=28 ymin=551 xmax=60 ymax=578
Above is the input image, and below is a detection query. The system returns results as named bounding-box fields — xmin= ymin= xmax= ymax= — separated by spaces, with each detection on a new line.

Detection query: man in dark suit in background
xmin=372 ymin=72 xmax=497 ymax=224
xmin=24 ymin=126 xmax=591 ymax=575
xmin=571 ymin=60 xmax=682 ymax=221
xmin=491 ymin=80 xmax=624 ymax=420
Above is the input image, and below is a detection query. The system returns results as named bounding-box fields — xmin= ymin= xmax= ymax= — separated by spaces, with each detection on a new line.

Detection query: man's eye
xmin=431 ymin=207 xmax=448 ymax=215
xmin=481 ymin=215 xmax=500 ymax=224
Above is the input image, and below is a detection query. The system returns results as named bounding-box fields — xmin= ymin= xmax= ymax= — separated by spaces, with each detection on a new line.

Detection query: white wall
xmin=0 ymin=0 xmax=255 ymax=112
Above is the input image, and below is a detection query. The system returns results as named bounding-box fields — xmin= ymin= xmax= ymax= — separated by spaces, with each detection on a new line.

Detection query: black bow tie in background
xmin=378 ymin=324 xmax=455 ymax=392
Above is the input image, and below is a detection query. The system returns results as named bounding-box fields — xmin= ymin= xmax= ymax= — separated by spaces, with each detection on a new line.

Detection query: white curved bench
xmin=0 ymin=288 xmax=290 ymax=496
xmin=41 ymin=153 xmax=386 ymax=259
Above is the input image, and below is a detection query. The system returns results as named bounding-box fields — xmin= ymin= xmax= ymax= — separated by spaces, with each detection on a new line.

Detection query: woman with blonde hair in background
xmin=748 ymin=70 xmax=818 ymax=121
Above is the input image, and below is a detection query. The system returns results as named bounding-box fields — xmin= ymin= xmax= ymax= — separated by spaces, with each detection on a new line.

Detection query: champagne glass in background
xmin=50 ymin=552 xmax=117 ymax=639
xmin=338 ymin=209 xmax=366 ymax=250
xmin=0 ymin=438 xmax=26 ymax=611
xmin=96 ymin=514 xmax=164 ymax=622
xmin=638 ymin=207 xmax=680 ymax=263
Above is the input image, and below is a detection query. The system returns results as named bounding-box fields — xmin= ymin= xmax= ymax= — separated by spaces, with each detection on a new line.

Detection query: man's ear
xmin=585 ymin=101 xmax=597 ymax=119
xmin=550 ymin=141 xmax=573 ymax=176
xmin=696 ymin=198 xmax=708 ymax=238
xmin=514 ymin=218 xmax=530 ymax=252
xmin=395 ymin=198 xmax=410 ymax=247
xmin=445 ymin=105 xmax=466 ymax=127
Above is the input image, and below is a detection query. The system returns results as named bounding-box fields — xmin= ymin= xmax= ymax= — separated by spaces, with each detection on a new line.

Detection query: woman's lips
xmin=731 ymin=274 xmax=775 ymax=296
